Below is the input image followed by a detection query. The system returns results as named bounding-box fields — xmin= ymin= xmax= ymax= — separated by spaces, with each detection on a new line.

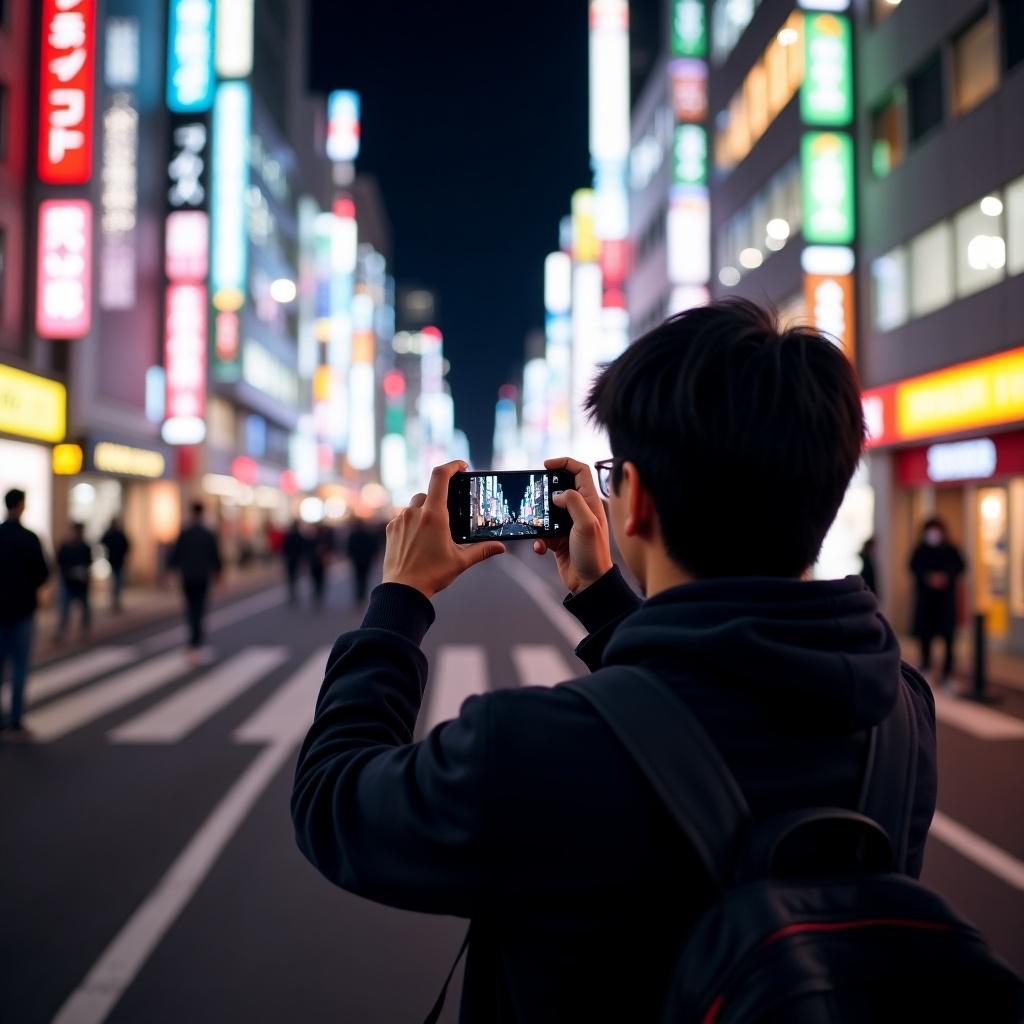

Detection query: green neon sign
xmin=802 ymin=131 xmax=855 ymax=244
xmin=672 ymin=0 xmax=706 ymax=58
xmin=801 ymin=13 xmax=853 ymax=126
xmin=673 ymin=124 xmax=707 ymax=186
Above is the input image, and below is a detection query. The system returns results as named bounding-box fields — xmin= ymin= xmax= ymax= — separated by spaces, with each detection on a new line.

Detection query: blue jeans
xmin=59 ymin=582 xmax=91 ymax=634
xmin=0 ymin=617 xmax=33 ymax=729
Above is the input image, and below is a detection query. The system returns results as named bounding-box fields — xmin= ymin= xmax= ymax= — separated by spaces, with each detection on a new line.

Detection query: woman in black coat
xmin=909 ymin=517 xmax=965 ymax=686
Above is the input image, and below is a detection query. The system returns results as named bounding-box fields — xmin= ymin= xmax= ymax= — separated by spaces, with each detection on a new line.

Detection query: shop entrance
xmin=977 ymin=485 xmax=1010 ymax=638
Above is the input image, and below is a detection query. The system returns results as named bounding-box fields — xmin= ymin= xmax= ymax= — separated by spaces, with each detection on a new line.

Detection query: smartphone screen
xmin=448 ymin=470 xmax=574 ymax=542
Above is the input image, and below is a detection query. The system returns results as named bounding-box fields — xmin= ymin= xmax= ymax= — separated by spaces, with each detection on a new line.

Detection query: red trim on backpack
xmin=700 ymin=918 xmax=955 ymax=1024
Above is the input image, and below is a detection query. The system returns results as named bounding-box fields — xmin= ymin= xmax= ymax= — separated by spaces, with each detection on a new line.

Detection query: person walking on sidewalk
xmin=910 ymin=517 xmax=965 ymax=690
xmin=0 ymin=489 xmax=50 ymax=738
xmin=282 ymin=520 xmax=309 ymax=607
xmin=168 ymin=502 xmax=222 ymax=665
xmin=309 ymin=522 xmax=334 ymax=609
xmin=345 ymin=517 xmax=380 ymax=606
xmin=101 ymin=518 xmax=131 ymax=612
xmin=55 ymin=522 xmax=93 ymax=641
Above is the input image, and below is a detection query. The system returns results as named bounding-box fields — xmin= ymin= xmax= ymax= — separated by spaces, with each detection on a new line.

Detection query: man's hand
xmin=533 ymin=456 xmax=613 ymax=594
xmin=382 ymin=461 xmax=506 ymax=600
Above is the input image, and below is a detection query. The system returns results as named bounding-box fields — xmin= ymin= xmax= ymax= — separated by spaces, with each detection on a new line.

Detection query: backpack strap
xmin=858 ymin=681 xmax=919 ymax=873
xmin=563 ymin=667 xmax=750 ymax=888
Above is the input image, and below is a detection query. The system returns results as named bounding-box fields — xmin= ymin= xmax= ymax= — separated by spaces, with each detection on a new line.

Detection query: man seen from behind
xmin=168 ymin=502 xmax=222 ymax=666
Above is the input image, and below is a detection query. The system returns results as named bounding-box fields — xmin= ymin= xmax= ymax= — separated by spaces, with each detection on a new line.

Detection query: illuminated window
xmin=872 ymin=0 xmax=902 ymax=24
xmin=955 ymin=194 xmax=1006 ymax=297
xmin=1006 ymin=0 xmax=1024 ymax=70
xmin=1007 ymin=175 xmax=1024 ymax=276
xmin=909 ymin=222 xmax=954 ymax=317
xmin=871 ymin=88 xmax=906 ymax=177
xmin=871 ymin=246 xmax=908 ymax=331
xmin=908 ymin=55 xmax=943 ymax=142
xmin=953 ymin=12 xmax=998 ymax=115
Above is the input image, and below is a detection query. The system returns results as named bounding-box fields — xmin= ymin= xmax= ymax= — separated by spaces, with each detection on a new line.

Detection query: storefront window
xmin=871 ymin=246 xmax=908 ymax=331
xmin=871 ymin=89 xmax=906 ymax=178
xmin=955 ymin=194 xmax=1006 ymax=298
xmin=909 ymin=221 xmax=954 ymax=318
xmin=908 ymin=54 xmax=944 ymax=142
xmin=1007 ymin=174 xmax=1024 ymax=277
xmin=977 ymin=486 xmax=1010 ymax=637
xmin=872 ymin=0 xmax=902 ymax=25
xmin=953 ymin=11 xmax=998 ymax=116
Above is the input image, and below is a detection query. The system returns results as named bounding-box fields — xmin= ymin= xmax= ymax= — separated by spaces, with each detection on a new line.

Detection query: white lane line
xmin=511 ymin=643 xmax=575 ymax=688
xmin=24 ymin=647 xmax=138 ymax=707
xmin=50 ymin=740 xmax=297 ymax=1024
xmin=421 ymin=645 xmax=489 ymax=734
xmin=930 ymin=811 xmax=1024 ymax=891
xmin=933 ymin=689 xmax=1024 ymax=740
xmin=26 ymin=651 xmax=188 ymax=742
xmin=497 ymin=556 xmax=586 ymax=648
xmin=110 ymin=647 xmax=289 ymax=744
xmin=233 ymin=648 xmax=332 ymax=743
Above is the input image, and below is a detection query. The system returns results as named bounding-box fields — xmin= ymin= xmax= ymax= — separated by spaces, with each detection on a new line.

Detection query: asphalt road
xmin=1 ymin=551 xmax=1022 ymax=1024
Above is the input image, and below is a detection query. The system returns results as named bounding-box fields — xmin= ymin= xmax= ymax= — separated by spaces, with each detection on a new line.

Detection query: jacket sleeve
xmin=291 ymin=583 xmax=489 ymax=916
xmin=33 ymin=534 xmax=50 ymax=588
xmin=563 ymin=565 xmax=642 ymax=672
xmin=902 ymin=667 xmax=938 ymax=878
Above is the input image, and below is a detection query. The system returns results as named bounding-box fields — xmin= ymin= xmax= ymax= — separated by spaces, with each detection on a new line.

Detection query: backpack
xmin=563 ymin=667 xmax=1024 ymax=1023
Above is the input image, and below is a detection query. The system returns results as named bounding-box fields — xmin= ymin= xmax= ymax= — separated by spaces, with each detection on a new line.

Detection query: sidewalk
xmin=32 ymin=561 xmax=284 ymax=666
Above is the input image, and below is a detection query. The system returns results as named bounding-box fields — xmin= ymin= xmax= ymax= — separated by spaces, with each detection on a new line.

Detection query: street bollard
xmin=970 ymin=612 xmax=990 ymax=703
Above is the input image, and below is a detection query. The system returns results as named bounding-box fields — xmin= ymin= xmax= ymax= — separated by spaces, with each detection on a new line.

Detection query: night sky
xmin=308 ymin=3 xmax=593 ymax=463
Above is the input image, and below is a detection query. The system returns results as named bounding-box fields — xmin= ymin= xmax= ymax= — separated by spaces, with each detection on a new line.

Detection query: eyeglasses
xmin=594 ymin=458 xmax=620 ymax=498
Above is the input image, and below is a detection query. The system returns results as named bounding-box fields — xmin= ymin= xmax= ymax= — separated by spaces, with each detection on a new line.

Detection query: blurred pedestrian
xmin=910 ymin=517 xmax=965 ymax=689
xmin=283 ymin=520 xmax=309 ymax=607
xmin=168 ymin=502 xmax=222 ymax=665
xmin=0 ymin=489 xmax=50 ymax=738
xmin=101 ymin=517 xmax=131 ymax=612
xmin=309 ymin=523 xmax=334 ymax=609
xmin=55 ymin=522 xmax=92 ymax=641
xmin=859 ymin=536 xmax=878 ymax=597
xmin=345 ymin=517 xmax=380 ymax=605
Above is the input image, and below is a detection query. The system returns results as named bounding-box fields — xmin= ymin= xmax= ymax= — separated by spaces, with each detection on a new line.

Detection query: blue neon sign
xmin=166 ymin=0 xmax=214 ymax=114
xmin=210 ymin=80 xmax=250 ymax=308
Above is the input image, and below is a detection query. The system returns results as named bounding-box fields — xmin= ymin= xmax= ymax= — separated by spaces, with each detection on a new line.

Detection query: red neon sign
xmin=36 ymin=199 xmax=92 ymax=339
xmin=164 ymin=283 xmax=207 ymax=428
xmin=38 ymin=0 xmax=97 ymax=184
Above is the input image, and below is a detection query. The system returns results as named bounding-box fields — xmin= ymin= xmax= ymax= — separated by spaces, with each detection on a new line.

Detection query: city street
xmin=474 ymin=522 xmax=540 ymax=539
xmin=2 ymin=551 xmax=1023 ymax=1023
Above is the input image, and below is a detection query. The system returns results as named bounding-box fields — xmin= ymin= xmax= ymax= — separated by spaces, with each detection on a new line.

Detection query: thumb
xmin=558 ymin=488 xmax=594 ymax=526
xmin=463 ymin=542 xmax=506 ymax=567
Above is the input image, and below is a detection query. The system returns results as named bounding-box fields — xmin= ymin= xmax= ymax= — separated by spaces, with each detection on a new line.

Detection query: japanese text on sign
xmin=36 ymin=199 xmax=92 ymax=339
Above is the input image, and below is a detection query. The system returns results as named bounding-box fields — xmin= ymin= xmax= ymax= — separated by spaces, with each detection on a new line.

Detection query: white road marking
xmin=421 ymin=645 xmax=489 ymax=734
xmin=511 ymin=643 xmax=575 ymax=688
xmin=930 ymin=811 xmax=1024 ymax=891
xmin=51 ymin=649 xmax=333 ymax=1024
xmin=233 ymin=647 xmax=332 ymax=743
xmin=24 ymin=647 xmax=138 ymax=707
xmin=498 ymin=555 xmax=586 ymax=648
xmin=932 ymin=689 xmax=1024 ymax=740
xmin=26 ymin=652 xmax=189 ymax=742
xmin=110 ymin=647 xmax=289 ymax=744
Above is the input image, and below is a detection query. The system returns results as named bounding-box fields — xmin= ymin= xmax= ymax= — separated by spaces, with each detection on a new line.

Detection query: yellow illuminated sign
xmin=897 ymin=348 xmax=1024 ymax=441
xmin=571 ymin=189 xmax=600 ymax=264
xmin=53 ymin=443 xmax=84 ymax=475
xmin=0 ymin=364 xmax=66 ymax=443
xmin=93 ymin=442 xmax=166 ymax=478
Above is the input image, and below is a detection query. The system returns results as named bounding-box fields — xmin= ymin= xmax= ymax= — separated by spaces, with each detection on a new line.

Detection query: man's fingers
xmin=460 ymin=541 xmax=506 ymax=567
xmin=424 ymin=460 xmax=466 ymax=511
xmin=409 ymin=492 xmax=428 ymax=509
xmin=546 ymin=456 xmax=604 ymax=517
xmin=556 ymin=487 xmax=597 ymax=530
xmin=533 ymin=539 xmax=547 ymax=555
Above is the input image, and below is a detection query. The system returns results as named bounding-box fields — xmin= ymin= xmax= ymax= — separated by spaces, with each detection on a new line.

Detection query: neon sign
xmin=99 ymin=93 xmax=138 ymax=310
xmin=36 ymin=199 xmax=92 ymax=339
xmin=210 ymin=81 xmax=250 ymax=313
xmin=162 ymin=283 xmax=208 ymax=445
xmin=801 ymin=13 xmax=853 ymax=126
xmin=166 ymin=0 xmax=214 ymax=113
xmin=801 ymin=131 xmax=855 ymax=244
xmin=38 ymin=0 xmax=96 ymax=184
xmin=326 ymin=91 xmax=361 ymax=163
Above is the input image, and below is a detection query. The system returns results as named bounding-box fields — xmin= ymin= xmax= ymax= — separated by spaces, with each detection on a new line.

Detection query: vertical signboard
xmin=162 ymin=283 xmax=208 ymax=444
xmin=671 ymin=0 xmax=706 ymax=58
xmin=215 ymin=0 xmax=254 ymax=78
xmin=166 ymin=0 xmax=214 ymax=114
xmin=326 ymin=91 xmax=361 ymax=163
xmin=38 ymin=0 xmax=97 ymax=184
xmin=801 ymin=13 xmax=853 ymax=126
xmin=672 ymin=124 xmax=707 ymax=186
xmin=801 ymin=131 xmax=855 ymax=244
xmin=36 ymin=199 xmax=93 ymax=338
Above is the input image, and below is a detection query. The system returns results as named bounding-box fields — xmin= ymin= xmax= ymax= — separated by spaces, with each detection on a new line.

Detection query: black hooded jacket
xmin=291 ymin=567 xmax=937 ymax=1023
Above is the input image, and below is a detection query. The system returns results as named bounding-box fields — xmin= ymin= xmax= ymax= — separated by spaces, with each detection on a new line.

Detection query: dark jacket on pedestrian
xmin=345 ymin=524 xmax=379 ymax=568
xmin=0 ymin=519 xmax=50 ymax=623
xmin=283 ymin=527 xmax=309 ymax=569
xmin=910 ymin=541 xmax=965 ymax=637
xmin=169 ymin=524 xmax=222 ymax=585
xmin=101 ymin=526 xmax=130 ymax=569
xmin=291 ymin=569 xmax=937 ymax=1023
xmin=57 ymin=540 xmax=92 ymax=590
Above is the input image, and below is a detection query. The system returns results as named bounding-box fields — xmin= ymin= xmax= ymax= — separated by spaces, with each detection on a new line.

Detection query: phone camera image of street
xmin=469 ymin=472 xmax=550 ymax=539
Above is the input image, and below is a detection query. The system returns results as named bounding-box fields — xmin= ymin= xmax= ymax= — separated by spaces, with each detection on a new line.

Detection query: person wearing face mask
xmin=909 ymin=517 xmax=966 ymax=689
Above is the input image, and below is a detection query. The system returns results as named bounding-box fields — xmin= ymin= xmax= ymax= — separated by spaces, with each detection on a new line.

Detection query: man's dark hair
xmin=5 ymin=488 xmax=26 ymax=511
xmin=586 ymin=299 xmax=865 ymax=578
xmin=191 ymin=501 xmax=204 ymax=519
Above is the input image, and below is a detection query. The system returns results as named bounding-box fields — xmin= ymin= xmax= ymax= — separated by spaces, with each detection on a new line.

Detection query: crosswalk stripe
xmin=930 ymin=811 xmax=1024 ymax=891
xmin=27 ymin=651 xmax=189 ymax=742
xmin=25 ymin=647 xmax=138 ymax=707
xmin=511 ymin=643 xmax=575 ymax=688
xmin=420 ymin=644 xmax=489 ymax=735
xmin=233 ymin=647 xmax=332 ymax=745
xmin=933 ymin=689 xmax=1024 ymax=740
xmin=110 ymin=647 xmax=289 ymax=744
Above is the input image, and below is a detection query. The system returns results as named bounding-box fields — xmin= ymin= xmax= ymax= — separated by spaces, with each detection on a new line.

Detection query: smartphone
xmin=448 ymin=469 xmax=575 ymax=543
